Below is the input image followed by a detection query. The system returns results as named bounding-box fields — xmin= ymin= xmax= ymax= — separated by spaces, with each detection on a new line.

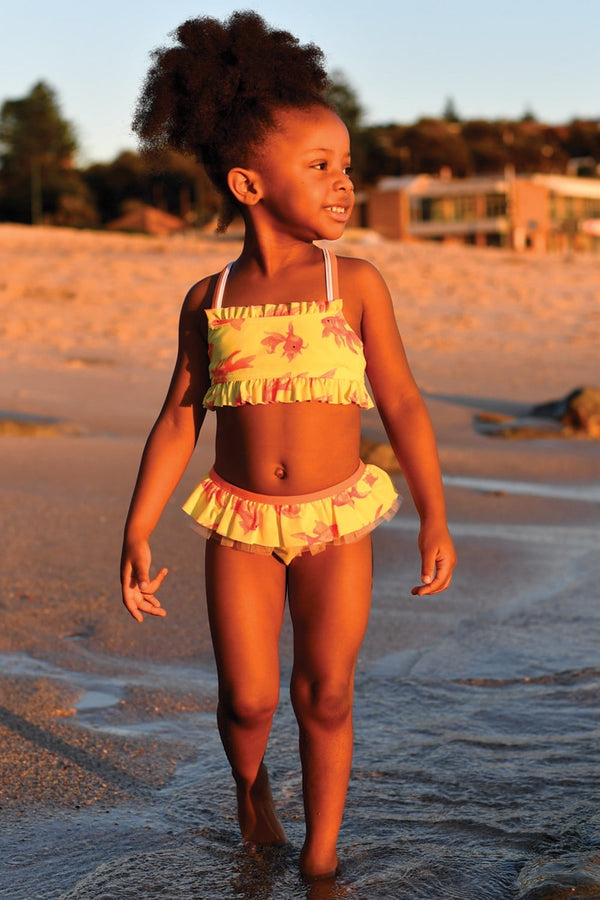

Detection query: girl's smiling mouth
xmin=326 ymin=205 xmax=350 ymax=218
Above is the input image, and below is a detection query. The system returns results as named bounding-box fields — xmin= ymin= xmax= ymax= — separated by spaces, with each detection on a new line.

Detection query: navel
xmin=274 ymin=465 xmax=287 ymax=480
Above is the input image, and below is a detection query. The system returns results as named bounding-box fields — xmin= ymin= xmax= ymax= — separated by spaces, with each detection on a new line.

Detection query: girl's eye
xmin=310 ymin=162 xmax=353 ymax=175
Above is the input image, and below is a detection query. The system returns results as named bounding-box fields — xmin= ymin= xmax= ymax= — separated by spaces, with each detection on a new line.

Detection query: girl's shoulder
xmin=337 ymin=253 xmax=383 ymax=280
xmin=336 ymin=254 xmax=390 ymax=306
xmin=182 ymin=271 xmax=222 ymax=313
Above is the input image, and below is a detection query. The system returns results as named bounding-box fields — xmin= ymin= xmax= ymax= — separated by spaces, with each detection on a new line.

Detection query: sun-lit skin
xmin=121 ymin=102 xmax=456 ymax=880
xmin=238 ymin=106 xmax=355 ymax=245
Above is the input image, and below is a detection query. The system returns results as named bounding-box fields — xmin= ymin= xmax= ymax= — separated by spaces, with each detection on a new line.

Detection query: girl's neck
xmin=237 ymin=226 xmax=320 ymax=277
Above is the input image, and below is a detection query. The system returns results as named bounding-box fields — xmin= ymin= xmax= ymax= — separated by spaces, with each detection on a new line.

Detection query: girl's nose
xmin=335 ymin=171 xmax=353 ymax=191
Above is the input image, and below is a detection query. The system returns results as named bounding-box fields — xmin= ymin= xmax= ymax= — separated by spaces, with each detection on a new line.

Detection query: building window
xmin=412 ymin=197 xmax=446 ymax=221
xmin=420 ymin=198 xmax=433 ymax=221
xmin=485 ymin=193 xmax=508 ymax=217
xmin=452 ymin=195 xmax=477 ymax=221
xmin=583 ymin=197 xmax=600 ymax=217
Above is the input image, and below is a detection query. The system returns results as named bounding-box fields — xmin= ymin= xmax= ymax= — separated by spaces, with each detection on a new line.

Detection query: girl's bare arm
xmin=344 ymin=258 xmax=456 ymax=596
xmin=121 ymin=280 xmax=211 ymax=621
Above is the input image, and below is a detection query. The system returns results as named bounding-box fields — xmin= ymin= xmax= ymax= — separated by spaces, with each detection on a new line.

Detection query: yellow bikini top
xmin=203 ymin=246 xmax=373 ymax=410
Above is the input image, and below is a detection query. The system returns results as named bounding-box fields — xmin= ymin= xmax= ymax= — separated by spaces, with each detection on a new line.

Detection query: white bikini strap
xmin=215 ymin=252 xmax=337 ymax=307
xmin=212 ymin=262 xmax=233 ymax=309
xmin=321 ymin=246 xmax=339 ymax=302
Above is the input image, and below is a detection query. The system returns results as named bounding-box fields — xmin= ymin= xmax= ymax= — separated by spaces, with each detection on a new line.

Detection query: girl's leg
xmin=205 ymin=540 xmax=288 ymax=844
xmin=287 ymin=536 xmax=373 ymax=879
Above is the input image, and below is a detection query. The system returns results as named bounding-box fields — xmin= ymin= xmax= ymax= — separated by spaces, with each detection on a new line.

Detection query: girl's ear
xmin=227 ymin=168 xmax=263 ymax=206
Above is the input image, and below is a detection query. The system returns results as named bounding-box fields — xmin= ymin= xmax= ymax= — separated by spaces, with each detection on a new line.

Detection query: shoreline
xmin=1 ymin=225 xmax=599 ymax=895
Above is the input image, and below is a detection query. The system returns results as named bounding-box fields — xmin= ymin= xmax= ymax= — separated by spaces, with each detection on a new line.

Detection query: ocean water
xmin=2 ymin=512 xmax=600 ymax=899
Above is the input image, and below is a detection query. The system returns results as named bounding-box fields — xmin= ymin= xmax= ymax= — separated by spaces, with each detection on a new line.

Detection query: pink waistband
xmin=208 ymin=461 xmax=366 ymax=505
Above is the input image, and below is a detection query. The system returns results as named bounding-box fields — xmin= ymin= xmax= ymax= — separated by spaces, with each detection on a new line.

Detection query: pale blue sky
xmin=3 ymin=0 xmax=599 ymax=164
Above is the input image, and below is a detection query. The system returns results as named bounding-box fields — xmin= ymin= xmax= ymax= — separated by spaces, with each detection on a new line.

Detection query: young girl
xmin=121 ymin=11 xmax=455 ymax=881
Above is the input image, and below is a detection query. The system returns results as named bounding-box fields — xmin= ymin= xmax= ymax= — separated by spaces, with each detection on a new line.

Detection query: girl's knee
xmin=291 ymin=677 xmax=353 ymax=730
xmin=219 ymin=687 xmax=279 ymax=729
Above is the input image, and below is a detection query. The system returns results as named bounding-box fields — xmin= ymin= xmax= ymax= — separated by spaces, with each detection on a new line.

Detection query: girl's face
xmin=253 ymin=105 xmax=354 ymax=242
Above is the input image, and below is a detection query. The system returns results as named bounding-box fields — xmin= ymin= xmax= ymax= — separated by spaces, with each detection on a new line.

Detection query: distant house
xmin=356 ymin=173 xmax=600 ymax=252
xmin=106 ymin=204 xmax=186 ymax=236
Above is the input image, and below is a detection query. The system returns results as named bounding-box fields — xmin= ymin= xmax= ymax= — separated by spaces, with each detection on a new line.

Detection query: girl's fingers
xmin=145 ymin=567 xmax=168 ymax=593
xmin=124 ymin=591 xmax=167 ymax=619
xmin=137 ymin=597 xmax=167 ymax=617
xmin=122 ymin=560 xmax=169 ymax=620
xmin=411 ymin=550 xmax=455 ymax=596
xmin=420 ymin=552 xmax=435 ymax=585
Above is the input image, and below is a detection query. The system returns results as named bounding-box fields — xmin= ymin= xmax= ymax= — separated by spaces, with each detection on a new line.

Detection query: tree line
xmin=1 ymin=81 xmax=599 ymax=228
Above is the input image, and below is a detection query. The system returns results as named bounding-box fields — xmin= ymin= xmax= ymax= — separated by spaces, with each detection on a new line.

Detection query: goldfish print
xmin=264 ymin=374 xmax=297 ymax=402
xmin=202 ymin=480 xmax=231 ymax=510
xmin=233 ymin=499 xmax=263 ymax=534
xmin=364 ymin=471 xmax=378 ymax=487
xmin=210 ymin=316 xmax=244 ymax=330
xmin=292 ymin=521 xmax=340 ymax=546
xmin=321 ymin=314 xmax=362 ymax=354
xmin=210 ymin=349 xmax=256 ymax=383
xmin=332 ymin=483 xmax=370 ymax=507
xmin=275 ymin=504 xmax=303 ymax=518
xmin=261 ymin=323 xmax=308 ymax=361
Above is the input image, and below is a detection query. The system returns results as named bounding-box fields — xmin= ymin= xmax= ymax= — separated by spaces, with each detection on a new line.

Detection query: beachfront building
xmin=358 ymin=173 xmax=600 ymax=252
xmin=532 ymin=174 xmax=600 ymax=251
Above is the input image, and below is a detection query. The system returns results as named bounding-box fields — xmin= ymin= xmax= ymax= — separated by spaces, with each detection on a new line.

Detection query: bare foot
xmin=237 ymin=763 xmax=287 ymax=845
xmin=299 ymin=847 xmax=340 ymax=881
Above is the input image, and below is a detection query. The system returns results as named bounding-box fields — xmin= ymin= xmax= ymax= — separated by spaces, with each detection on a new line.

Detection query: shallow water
xmin=2 ymin=513 xmax=600 ymax=899
xmin=442 ymin=474 xmax=600 ymax=503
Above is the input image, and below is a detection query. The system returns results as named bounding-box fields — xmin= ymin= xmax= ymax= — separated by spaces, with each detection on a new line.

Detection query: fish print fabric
xmin=182 ymin=462 xmax=400 ymax=563
xmin=203 ymin=298 xmax=374 ymax=409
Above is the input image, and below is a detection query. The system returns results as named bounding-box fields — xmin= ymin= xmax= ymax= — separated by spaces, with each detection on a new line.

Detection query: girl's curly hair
xmin=133 ymin=11 xmax=332 ymax=230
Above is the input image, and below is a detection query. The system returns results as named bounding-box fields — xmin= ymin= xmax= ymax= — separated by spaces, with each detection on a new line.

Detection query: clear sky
xmin=3 ymin=0 xmax=599 ymax=165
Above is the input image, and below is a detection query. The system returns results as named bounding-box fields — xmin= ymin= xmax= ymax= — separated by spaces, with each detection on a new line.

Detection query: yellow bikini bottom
xmin=182 ymin=461 xmax=400 ymax=565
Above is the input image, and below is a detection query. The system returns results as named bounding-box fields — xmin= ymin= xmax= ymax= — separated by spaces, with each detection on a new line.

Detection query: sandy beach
xmin=0 ymin=223 xmax=599 ymax=899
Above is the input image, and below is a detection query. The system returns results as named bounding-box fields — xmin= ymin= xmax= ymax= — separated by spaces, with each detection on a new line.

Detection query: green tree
xmin=461 ymin=120 xmax=510 ymax=173
xmin=564 ymin=119 xmax=600 ymax=161
xmin=442 ymin=97 xmax=461 ymax=123
xmin=0 ymin=81 xmax=79 ymax=223
xmin=326 ymin=69 xmax=364 ymax=132
xmin=402 ymin=118 xmax=471 ymax=176
xmin=325 ymin=70 xmax=382 ymax=187
xmin=83 ymin=148 xmax=218 ymax=226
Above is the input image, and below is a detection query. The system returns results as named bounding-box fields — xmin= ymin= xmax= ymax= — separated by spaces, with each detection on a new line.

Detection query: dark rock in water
xmin=531 ymin=386 xmax=600 ymax=437
xmin=530 ymin=387 xmax=583 ymax=421
xmin=359 ymin=436 xmax=403 ymax=473
xmin=475 ymin=387 xmax=600 ymax=439
xmin=0 ymin=410 xmax=83 ymax=437
xmin=563 ymin=387 xmax=600 ymax=437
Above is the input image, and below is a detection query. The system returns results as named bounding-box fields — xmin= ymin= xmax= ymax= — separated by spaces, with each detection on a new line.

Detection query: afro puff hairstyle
xmin=133 ymin=11 xmax=332 ymax=230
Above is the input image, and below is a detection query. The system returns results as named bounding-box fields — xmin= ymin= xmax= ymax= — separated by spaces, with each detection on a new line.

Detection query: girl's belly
xmin=214 ymin=402 xmax=362 ymax=495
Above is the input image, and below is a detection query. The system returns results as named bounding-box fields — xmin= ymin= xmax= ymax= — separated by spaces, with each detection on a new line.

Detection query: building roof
xmin=531 ymin=174 xmax=600 ymax=199
xmin=106 ymin=205 xmax=186 ymax=235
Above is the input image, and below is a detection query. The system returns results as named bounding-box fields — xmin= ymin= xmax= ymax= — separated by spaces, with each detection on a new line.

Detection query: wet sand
xmin=0 ymin=224 xmax=599 ymax=897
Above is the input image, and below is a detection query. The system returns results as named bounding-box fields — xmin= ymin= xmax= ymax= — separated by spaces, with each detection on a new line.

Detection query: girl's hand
xmin=411 ymin=523 xmax=456 ymax=597
xmin=121 ymin=539 xmax=168 ymax=622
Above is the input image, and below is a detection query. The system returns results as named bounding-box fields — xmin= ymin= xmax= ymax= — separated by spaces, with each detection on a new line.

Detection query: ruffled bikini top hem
xmin=203 ymin=375 xmax=374 ymax=409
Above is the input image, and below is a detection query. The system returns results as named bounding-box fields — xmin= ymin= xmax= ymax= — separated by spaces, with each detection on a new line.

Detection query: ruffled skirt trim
xmin=182 ymin=461 xmax=400 ymax=562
